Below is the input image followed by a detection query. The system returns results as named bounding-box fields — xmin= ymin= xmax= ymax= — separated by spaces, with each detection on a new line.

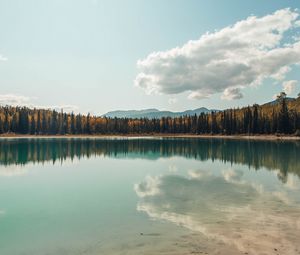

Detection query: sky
xmin=0 ymin=0 xmax=300 ymax=115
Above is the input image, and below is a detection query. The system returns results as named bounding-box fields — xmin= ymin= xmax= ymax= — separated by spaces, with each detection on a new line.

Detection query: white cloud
xmin=270 ymin=66 xmax=291 ymax=81
xmin=282 ymin=80 xmax=297 ymax=95
xmin=188 ymin=90 xmax=211 ymax=100
xmin=0 ymin=55 xmax=7 ymax=61
xmin=0 ymin=94 xmax=78 ymax=113
xmin=0 ymin=94 xmax=30 ymax=106
xmin=221 ymin=87 xmax=243 ymax=100
xmin=135 ymin=9 xmax=300 ymax=100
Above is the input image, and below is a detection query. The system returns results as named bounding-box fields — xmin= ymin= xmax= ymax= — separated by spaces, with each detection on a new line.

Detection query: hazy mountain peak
xmin=103 ymin=107 xmax=216 ymax=119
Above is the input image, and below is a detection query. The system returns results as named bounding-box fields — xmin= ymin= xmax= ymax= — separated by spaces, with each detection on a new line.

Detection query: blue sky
xmin=0 ymin=0 xmax=300 ymax=114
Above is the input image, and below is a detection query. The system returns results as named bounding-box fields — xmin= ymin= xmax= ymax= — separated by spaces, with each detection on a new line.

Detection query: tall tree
xmin=277 ymin=92 xmax=290 ymax=133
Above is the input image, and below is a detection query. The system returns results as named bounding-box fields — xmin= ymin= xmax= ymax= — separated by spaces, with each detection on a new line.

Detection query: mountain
xmin=102 ymin=109 xmax=159 ymax=118
xmin=103 ymin=107 xmax=217 ymax=119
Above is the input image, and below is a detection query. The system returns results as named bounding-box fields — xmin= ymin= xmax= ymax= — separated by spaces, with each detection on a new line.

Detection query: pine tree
xmin=18 ymin=108 xmax=29 ymax=134
xmin=252 ymin=104 xmax=259 ymax=134
xmin=0 ymin=117 xmax=4 ymax=134
xmin=50 ymin=110 xmax=58 ymax=134
xmin=30 ymin=115 xmax=36 ymax=134
xmin=37 ymin=110 xmax=41 ymax=135
xmin=71 ymin=113 xmax=76 ymax=134
xmin=42 ymin=111 xmax=48 ymax=134
xmin=277 ymin=92 xmax=290 ymax=134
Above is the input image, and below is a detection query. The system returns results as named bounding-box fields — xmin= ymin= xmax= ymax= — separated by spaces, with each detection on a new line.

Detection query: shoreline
xmin=0 ymin=134 xmax=300 ymax=140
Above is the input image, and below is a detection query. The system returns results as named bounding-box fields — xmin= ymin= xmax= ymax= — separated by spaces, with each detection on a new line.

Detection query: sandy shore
xmin=0 ymin=133 xmax=300 ymax=140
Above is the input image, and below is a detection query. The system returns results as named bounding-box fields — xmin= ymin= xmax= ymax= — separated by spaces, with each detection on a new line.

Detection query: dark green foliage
xmin=277 ymin=95 xmax=290 ymax=133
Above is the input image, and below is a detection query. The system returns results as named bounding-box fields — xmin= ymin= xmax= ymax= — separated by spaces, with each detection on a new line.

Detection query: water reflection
xmin=134 ymin=169 xmax=300 ymax=254
xmin=0 ymin=138 xmax=299 ymax=181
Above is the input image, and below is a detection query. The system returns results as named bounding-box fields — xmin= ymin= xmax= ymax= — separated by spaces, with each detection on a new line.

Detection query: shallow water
xmin=0 ymin=138 xmax=299 ymax=255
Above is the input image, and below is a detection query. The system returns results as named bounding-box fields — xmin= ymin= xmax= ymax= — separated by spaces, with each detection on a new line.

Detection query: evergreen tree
xmin=70 ymin=113 xmax=76 ymax=134
xmin=37 ymin=110 xmax=41 ymax=135
xmin=30 ymin=115 xmax=36 ymax=134
xmin=252 ymin=104 xmax=259 ymax=134
xmin=0 ymin=117 xmax=3 ymax=134
xmin=277 ymin=92 xmax=290 ymax=133
xmin=42 ymin=111 xmax=48 ymax=134
xmin=18 ymin=108 xmax=29 ymax=134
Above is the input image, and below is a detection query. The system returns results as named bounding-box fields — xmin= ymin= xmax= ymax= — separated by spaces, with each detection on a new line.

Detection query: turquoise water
xmin=0 ymin=138 xmax=299 ymax=255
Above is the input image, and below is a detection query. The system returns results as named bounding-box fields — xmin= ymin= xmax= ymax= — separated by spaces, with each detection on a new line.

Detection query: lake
xmin=0 ymin=138 xmax=299 ymax=255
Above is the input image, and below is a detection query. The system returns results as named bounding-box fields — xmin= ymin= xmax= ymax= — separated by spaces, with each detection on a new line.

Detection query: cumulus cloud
xmin=282 ymin=80 xmax=297 ymax=95
xmin=0 ymin=94 xmax=78 ymax=113
xmin=0 ymin=94 xmax=31 ymax=106
xmin=221 ymin=87 xmax=243 ymax=100
xmin=188 ymin=90 xmax=211 ymax=100
xmin=0 ymin=55 xmax=7 ymax=61
xmin=135 ymin=8 xmax=300 ymax=100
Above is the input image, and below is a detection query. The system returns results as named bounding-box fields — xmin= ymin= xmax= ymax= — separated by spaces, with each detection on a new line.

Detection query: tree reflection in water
xmin=0 ymin=138 xmax=299 ymax=182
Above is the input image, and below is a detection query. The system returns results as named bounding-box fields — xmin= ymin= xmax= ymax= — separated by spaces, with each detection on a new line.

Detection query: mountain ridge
xmin=102 ymin=107 xmax=218 ymax=119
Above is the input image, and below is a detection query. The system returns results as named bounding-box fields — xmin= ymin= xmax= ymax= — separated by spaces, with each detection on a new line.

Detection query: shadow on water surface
xmin=0 ymin=138 xmax=299 ymax=182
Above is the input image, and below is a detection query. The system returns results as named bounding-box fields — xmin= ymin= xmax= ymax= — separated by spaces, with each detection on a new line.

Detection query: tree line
xmin=0 ymin=92 xmax=299 ymax=135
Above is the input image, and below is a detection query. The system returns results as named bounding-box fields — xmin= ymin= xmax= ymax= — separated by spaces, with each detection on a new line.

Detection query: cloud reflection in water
xmin=135 ymin=169 xmax=300 ymax=254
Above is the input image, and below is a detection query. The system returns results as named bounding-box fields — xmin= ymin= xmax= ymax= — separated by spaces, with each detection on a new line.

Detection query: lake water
xmin=0 ymin=138 xmax=299 ymax=255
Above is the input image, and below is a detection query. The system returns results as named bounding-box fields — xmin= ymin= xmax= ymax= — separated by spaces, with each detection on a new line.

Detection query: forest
xmin=0 ymin=92 xmax=300 ymax=136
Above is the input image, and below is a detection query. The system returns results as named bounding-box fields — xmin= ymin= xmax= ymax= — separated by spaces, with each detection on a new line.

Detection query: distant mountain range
xmin=102 ymin=107 xmax=218 ymax=119
xmin=102 ymin=96 xmax=300 ymax=119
